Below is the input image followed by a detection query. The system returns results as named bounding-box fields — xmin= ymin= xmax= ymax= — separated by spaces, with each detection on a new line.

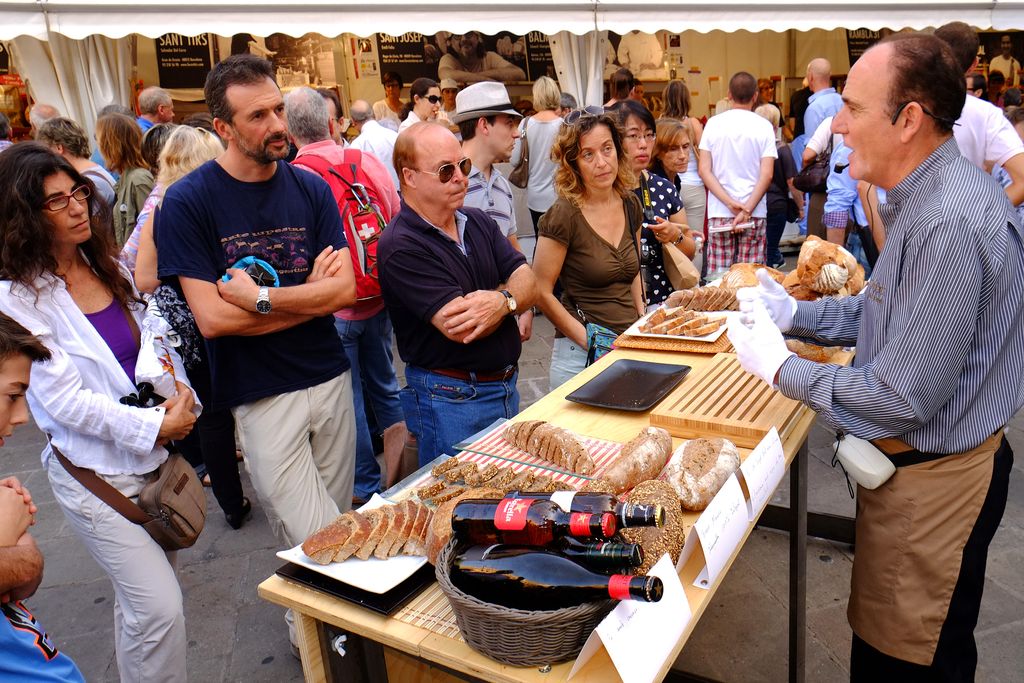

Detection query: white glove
xmin=736 ymin=269 xmax=798 ymax=332
xmin=726 ymin=299 xmax=795 ymax=387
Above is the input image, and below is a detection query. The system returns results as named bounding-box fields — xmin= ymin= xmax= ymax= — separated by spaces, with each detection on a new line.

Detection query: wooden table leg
xmin=296 ymin=612 xmax=329 ymax=683
xmin=789 ymin=442 xmax=807 ymax=683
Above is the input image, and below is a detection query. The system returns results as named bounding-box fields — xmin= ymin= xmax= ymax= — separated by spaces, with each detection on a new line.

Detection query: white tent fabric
xmin=549 ymin=30 xmax=608 ymax=108
xmin=2 ymin=1 xmax=1023 ymax=42
xmin=8 ymin=34 xmax=131 ymax=139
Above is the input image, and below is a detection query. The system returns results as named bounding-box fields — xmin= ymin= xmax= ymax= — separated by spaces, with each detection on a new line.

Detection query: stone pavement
xmin=6 ymin=300 xmax=1023 ymax=682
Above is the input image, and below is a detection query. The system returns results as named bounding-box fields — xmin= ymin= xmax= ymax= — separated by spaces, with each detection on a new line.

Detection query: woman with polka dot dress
xmin=609 ymin=100 xmax=697 ymax=311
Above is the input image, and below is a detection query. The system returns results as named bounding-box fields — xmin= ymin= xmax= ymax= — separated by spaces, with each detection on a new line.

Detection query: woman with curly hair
xmin=96 ymin=113 xmax=154 ymax=249
xmin=533 ymin=108 xmax=644 ymax=389
xmin=0 ymin=143 xmax=196 ymax=682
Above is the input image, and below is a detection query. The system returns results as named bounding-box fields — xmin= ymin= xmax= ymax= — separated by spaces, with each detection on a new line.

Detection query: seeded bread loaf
xmin=662 ymin=437 xmax=741 ymax=511
xmin=600 ymin=427 xmax=674 ymax=494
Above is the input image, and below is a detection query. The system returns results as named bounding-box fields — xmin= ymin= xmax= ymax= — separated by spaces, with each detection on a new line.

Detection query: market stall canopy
xmin=3 ymin=0 xmax=1024 ymax=41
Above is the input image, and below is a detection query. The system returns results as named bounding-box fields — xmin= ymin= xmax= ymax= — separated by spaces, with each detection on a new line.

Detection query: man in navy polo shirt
xmin=379 ymin=122 xmax=537 ymax=466
xmin=157 ymin=55 xmax=358 ymax=558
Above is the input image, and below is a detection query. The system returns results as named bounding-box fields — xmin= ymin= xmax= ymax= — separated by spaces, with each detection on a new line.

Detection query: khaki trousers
xmin=232 ymin=371 xmax=356 ymax=547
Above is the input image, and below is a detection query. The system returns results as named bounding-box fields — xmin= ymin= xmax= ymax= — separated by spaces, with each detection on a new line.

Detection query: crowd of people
xmin=0 ymin=21 xmax=1022 ymax=683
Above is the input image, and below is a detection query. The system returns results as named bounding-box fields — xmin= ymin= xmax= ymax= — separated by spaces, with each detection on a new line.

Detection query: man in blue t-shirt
xmin=0 ymin=313 xmax=85 ymax=683
xmin=156 ymin=55 xmax=358 ymax=579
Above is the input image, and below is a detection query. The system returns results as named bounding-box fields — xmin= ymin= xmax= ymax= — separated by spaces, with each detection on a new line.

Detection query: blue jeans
xmin=334 ymin=311 xmax=405 ymax=499
xmin=401 ymin=365 xmax=519 ymax=468
xmin=765 ymin=211 xmax=787 ymax=267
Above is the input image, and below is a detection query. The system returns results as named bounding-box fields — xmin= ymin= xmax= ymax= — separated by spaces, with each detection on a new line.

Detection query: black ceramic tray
xmin=275 ymin=561 xmax=435 ymax=616
xmin=565 ymin=358 xmax=691 ymax=412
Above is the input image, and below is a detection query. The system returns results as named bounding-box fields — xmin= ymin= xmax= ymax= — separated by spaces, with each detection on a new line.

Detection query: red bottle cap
xmin=600 ymin=512 xmax=616 ymax=538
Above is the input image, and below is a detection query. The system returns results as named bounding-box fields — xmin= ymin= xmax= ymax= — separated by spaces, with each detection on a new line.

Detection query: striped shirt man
xmin=778 ymin=138 xmax=1024 ymax=453
xmin=464 ymin=164 xmax=517 ymax=239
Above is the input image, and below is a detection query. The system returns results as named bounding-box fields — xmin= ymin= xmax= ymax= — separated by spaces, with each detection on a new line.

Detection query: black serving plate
xmin=275 ymin=561 xmax=435 ymax=616
xmin=565 ymin=358 xmax=691 ymax=412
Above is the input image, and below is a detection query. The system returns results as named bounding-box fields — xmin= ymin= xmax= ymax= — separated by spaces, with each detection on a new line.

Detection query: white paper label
xmin=738 ymin=427 xmax=786 ymax=521
xmin=549 ymin=490 xmax=577 ymax=512
xmin=692 ymin=475 xmax=747 ymax=588
xmin=568 ymin=554 xmax=691 ymax=683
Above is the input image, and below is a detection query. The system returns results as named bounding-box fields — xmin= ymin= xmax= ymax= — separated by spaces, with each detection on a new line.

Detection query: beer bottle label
xmin=549 ymin=490 xmax=577 ymax=512
xmin=569 ymin=512 xmax=595 ymax=536
xmin=493 ymin=497 xmax=533 ymax=531
xmin=608 ymin=574 xmax=633 ymax=601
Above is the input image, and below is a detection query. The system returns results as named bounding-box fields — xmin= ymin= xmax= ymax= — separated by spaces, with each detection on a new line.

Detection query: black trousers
xmin=850 ymin=437 xmax=1013 ymax=682
xmin=174 ymin=351 xmax=246 ymax=516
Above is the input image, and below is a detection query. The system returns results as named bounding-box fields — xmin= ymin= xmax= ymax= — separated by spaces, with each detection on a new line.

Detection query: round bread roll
xmin=619 ymin=479 xmax=687 ymax=575
xmin=663 ymin=438 xmax=741 ymax=511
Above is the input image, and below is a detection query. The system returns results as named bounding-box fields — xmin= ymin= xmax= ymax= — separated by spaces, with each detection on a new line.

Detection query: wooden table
xmin=259 ymin=348 xmax=818 ymax=683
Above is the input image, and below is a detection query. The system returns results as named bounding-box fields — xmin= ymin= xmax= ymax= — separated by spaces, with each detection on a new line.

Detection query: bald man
xmin=136 ymin=86 xmax=174 ymax=131
xmin=803 ymin=58 xmax=843 ymax=140
xmin=28 ymin=103 xmax=59 ymax=138
xmin=377 ymin=122 xmax=536 ymax=466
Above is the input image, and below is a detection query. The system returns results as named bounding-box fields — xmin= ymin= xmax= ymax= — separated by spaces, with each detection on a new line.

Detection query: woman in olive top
xmin=95 ymin=113 xmax=154 ymax=249
xmin=534 ymin=109 xmax=644 ymax=390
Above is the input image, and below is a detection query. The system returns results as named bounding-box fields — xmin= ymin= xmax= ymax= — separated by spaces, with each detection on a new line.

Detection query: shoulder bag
xmin=53 ymin=442 xmax=206 ymax=551
xmin=508 ymin=118 xmax=530 ymax=188
xmin=793 ymin=134 xmax=833 ymax=194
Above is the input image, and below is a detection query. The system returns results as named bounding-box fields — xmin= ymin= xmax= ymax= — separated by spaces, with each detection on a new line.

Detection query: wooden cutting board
xmin=649 ymin=352 xmax=806 ymax=447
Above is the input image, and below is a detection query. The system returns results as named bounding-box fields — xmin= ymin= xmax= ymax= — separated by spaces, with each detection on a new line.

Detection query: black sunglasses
xmin=890 ymin=101 xmax=957 ymax=128
xmin=564 ymin=105 xmax=606 ymax=125
xmin=423 ymin=94 xmax=442 ymax=104
xmin=413 ymin=156 xmax=472 ymax=183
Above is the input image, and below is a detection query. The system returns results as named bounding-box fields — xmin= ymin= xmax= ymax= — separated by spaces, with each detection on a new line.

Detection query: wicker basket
xmin=435 ymin=539 xmax=615 ymax=667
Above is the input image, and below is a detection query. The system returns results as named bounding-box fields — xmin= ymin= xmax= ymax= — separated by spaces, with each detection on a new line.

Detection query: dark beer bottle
xmin=510 ymin=491 xmax=666 ymax=529
xmin=451 ymin=544 xmax=664 ymax=611
xmin=558 ymin=537 xmax=645 ymax=571
xmin=451 ymin=497 xmax=616 ymax=546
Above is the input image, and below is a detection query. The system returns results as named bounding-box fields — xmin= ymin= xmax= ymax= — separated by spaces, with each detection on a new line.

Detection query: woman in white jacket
xmin=0 ymin=143 xmax=197 ymax=683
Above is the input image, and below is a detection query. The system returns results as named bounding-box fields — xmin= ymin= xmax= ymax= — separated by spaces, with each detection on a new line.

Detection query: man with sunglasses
xmin=379 ymin=121 xmax=538 ymax=466
xmin=729 ymin=33 xmax=1024 ymax=680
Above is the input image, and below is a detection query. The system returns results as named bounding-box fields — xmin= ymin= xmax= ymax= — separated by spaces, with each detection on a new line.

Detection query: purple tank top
xmin=84 ymin=299 xmax=138 ymax=382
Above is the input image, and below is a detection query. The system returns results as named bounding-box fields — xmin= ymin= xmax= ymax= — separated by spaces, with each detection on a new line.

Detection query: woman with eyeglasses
xmin=534 ymin=108 xmax=645 ymax=389
xmin=398 ymin=78 xmax=441 ymax=134
xmin=95 ymin=113 xmax=155 ymax=250
xmin=0 ymin=143 xmax=197 ymax=682
xmin=611 ymin=100 xmax=696 ymax=309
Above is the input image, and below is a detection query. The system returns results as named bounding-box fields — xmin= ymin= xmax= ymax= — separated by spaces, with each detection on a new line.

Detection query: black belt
xmin=872 ymin=430 xmax=1004 ymax=467
xmin=430 ymin=365 xmax=517 ymax=382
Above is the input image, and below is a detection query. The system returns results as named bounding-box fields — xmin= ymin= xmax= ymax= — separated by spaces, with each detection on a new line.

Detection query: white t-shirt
xmin=954 ymin=94 xmax=1024 ymax=169
xmin=804 ymin=116 xmax=843 ymax=156
xmin=699 ymin=108 xmax=778 ymax=218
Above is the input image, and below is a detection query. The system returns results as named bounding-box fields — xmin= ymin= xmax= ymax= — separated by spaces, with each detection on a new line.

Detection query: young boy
xmin=0 ymin=312 xmax=85 ymax=682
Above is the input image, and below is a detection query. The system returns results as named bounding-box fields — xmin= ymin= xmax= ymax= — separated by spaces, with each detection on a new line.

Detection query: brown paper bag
xmin=662 ymin=241 xmax=699 ymax=289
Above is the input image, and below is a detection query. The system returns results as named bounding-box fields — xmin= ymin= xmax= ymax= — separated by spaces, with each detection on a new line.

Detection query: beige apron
xmin=847 ymin=432 xmax=1002 ymax=665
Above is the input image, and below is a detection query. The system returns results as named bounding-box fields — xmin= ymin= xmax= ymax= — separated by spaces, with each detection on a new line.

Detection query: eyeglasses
xmin=624 ymin=132 xmax=656 ymax=143
xmin=424 ymin=95 xmax=442 ymax=104
xmin=42 ymin=185 xmax=91 ymax=212
xmin=412 ymin=156 xmax=472 ymax=183
xmin=890 ymin=101 xmax=957 ymax=128
xmin=564 ymin=105 xmax=605 ymax=125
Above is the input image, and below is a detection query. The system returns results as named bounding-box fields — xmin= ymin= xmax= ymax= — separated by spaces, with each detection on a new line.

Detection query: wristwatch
xmin=256 ymin=286 xmax=272 ymax=314
xmin=500 ymin=289 xmax=517 ymax=314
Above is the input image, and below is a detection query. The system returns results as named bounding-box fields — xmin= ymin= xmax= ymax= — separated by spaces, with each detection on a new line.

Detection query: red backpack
xmin=292 ymin=149 xmax=390 ymax=302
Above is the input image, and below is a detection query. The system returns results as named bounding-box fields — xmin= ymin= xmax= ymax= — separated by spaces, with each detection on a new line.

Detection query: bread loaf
xmin=425 ymin=487 xmax=505 ymax=564
xmin=786 ymin=339 xmax=844 ymax=363
xmin=302 ymin=502 xmax=433 ymax=565
xmin=662 ymin=438 xmax=741 ymax=511
xmin=502 ymin=420 xmax=595 ymax=474
xmin=600 ymin=427 xmax=674 ymax=493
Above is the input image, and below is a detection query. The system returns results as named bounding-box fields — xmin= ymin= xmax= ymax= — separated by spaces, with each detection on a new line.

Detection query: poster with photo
xmin=605 ymin=31 xmax=668 ymax=81
xmin=155 ymin=34 xmax=212 ymax=89
xmin=229 ymin=33 xmax=338 ymax=88
xmin=979 ymin=31 xmax=1023 ymax=86
xmin=375 ymin=31 xmax=546 ymax=85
